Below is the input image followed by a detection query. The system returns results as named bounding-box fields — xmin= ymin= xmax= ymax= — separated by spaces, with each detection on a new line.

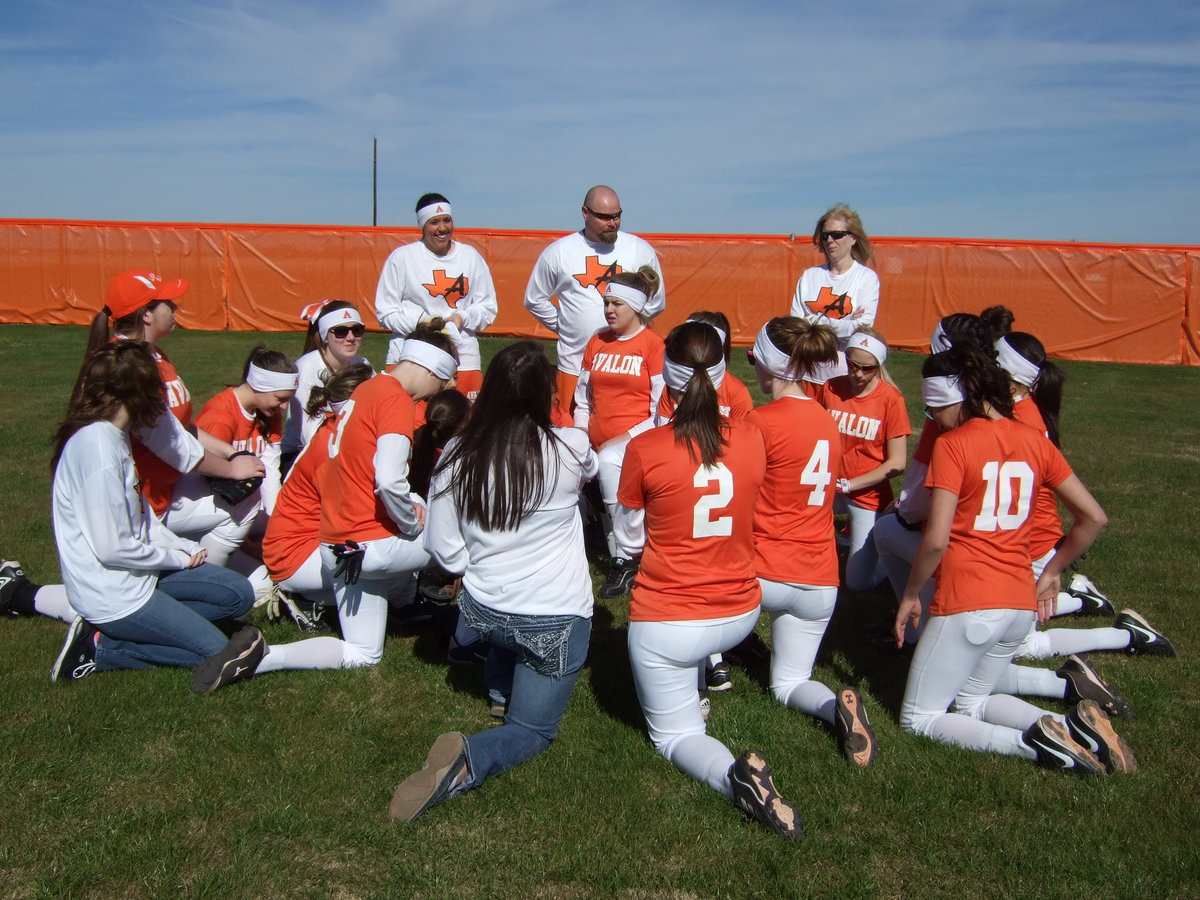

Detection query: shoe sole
xmin=730 ymin=751 xmax=802 ymax=839
xmin=1027 ymin=716 xmax=1106 ymax=775
xmin=707 ymin=667 xmax=734 ymax=693
xmin=190 ymin=628 xmax=265 ymax=696
xmin=1116 ymin=609 xmax=1177 ymax=656
xmin=389 ymin=733 xmax=466 ymax=822
xmin=50 ymin=617 xmax=88 ymax=683
xmin=1070 ymin=700 xmax=1138 ymax=775
xmin=835 ymin=688 xmax=877 ymax=767
xmin=1058 ymin=654 xmax=1134 ymax=720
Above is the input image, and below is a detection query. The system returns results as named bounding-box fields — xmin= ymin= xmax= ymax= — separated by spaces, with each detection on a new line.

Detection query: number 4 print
xmin=973 ymin=460 xmax=1035 ymax=531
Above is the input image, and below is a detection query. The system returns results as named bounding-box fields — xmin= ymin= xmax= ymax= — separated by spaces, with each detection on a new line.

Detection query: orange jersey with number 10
xmin=747 ymin=396 xmax=841 ymax=586
xmin=619 ymin=420 xmax=766 ymax=622
xmin=927 ymin=416 xmax=1073 ymax=617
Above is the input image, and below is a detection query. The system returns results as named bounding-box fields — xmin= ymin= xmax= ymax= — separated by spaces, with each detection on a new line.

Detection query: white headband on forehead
xmin=930 ymin=320 xmax=953 ymax=353
xmin=922 ymin=375 xmax=965 ymax=407
xmin=752 ymin=326 xmax=799 ymax=381
xmin=398 ymin=339 xmax=457 ymax=381
xmin=663 ymin=355 xmax=726 ymax=392
xmin=847 ymin=332 xmax=888 ymax=366
xmin=994 ymin=337 xmax=1041 ymax=388
xmin=317 ymin=306 xmax=364 ymax=340
xmin=416 ymin=201 xmax=452 ymax=229
xmin=246 ymin=364 xmax=300 ymax=393
xmin=604 ymin=281 xmax=648 ymax=313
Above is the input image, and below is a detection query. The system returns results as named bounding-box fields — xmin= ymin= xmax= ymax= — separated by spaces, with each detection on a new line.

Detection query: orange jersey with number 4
xmin=619 ymin=420 xmax=766 ymax=622
xmin=927 ymin=417 xmax=1073 ymax=617
xmin=747 ymin=396 xmax=841 ymax=586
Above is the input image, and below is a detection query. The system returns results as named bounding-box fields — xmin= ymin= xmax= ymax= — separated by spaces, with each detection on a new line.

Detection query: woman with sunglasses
xmin=375 ymin=193 xmax=496 ymax=399
xmin=893 ymin=344 xmax=1135 ymax=776
xmin=816 ymin=326 xmax=909 ymax=591
xmin=789 ymin=204 xmax=879 ymax=391
xmin=282 ymin=300 xmax=373 ymax=473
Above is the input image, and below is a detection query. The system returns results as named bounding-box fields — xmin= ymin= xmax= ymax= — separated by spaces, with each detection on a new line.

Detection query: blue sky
xmin=3 ymin=0 xmax=1197 ymax=244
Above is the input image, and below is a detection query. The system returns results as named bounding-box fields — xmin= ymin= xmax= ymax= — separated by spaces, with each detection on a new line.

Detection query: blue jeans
xmin=456 ymin=591 xmax=592 ymax=791
xmin=93 ymin=564 xmax=256 ymax=671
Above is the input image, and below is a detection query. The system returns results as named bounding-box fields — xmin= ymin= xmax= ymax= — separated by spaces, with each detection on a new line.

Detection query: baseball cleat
xmin=1021 ymin=715 xmax=1106 ymax=775
xmin=834 ymin=687 xmax=877 ymax=767
xmin=1066 ymin=574 xmax=1114 ymax=616
xmin=729 ymin=750 xmax=803 ymax=839
xmin=706 ymin=661 xmax=734 ymax=693
xmin=1065 ymin=700 xmax=1138 ymax=775
xmin=1114 ymin=609 xmax=1176 ymax=656
xmin=1057 ymin=654 xmax=1133 ymax=720
xmin=599 ymin=556 xmax=639 ymax=598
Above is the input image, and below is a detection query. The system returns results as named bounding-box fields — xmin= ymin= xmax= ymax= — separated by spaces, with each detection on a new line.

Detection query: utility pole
xmin=372 ymin=137 xmax=378 ymax=227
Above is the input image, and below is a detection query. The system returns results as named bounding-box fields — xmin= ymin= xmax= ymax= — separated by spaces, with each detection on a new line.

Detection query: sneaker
xmin=1065 ymin=700 xmax=1138 ymax=774
xmin=50 ymin=616 xmax=98 ymax=682
xmin=706 ymin=662 xmax=734 ymax=693
xmin=1057 ymin=654 xmax=1133 ymax=720
xmin=190 ymin=626 xmax=266 ymax=695
xmin=699 ymin=690 xmax=711 ymax=721
xmin=1021 ymin=715 xmax=1106 ymax=775
xmin=388 ymin=732 xmax=469 ymax=822
xmin=1066 ymin=574 xmax=1114 ymax=616
xmin=447 ymin=636 xmax=488 ymax=667
xmin=729 ymin=750 xmax=803 ymax=839
xmin=1114 ymin=609 xmax=1176 ymax=656
xmin=1 ymin=560 xmax=30 ymax=617
xmin=599 ymin=556 xmax=639 ymax=598
xmin=833 ymin=687 xmax=877 ymax=767
xmin=280 ymin=591 xmax=333 ymax=634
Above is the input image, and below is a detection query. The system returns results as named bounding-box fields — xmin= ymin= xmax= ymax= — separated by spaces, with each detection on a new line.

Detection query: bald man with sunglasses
xmin=524 ymin=186 xmax=666 ymax=425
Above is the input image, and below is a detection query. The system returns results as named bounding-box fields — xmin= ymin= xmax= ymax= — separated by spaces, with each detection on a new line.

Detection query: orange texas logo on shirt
xmin=591 ymin=352 xmax=645 ymax=376
xmin=829 ymin=409 xmax=882 ymax=441
xmin=573 ymin=256 xmax=623 ymax=292
xmin=423 ymin=270 xmax=470 ymax=307
xmin=805 ymin=286 xmax=856 ymax=320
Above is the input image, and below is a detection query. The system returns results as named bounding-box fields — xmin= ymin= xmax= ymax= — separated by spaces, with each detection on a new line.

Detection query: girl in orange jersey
xmin=655 ymin=311 xmax=754 ymax=423
xmin=616 ymin=321 xmax=802 ymax=839
xmin=313 ymin=322 xmax=457 ymax=668
xmin=894 ymin=346 xmax=1135 ymax=775
xmin=573 ymin=266 xmax=666 ymax=597
xmin=748 ymin=318 xmax=877 ymax=767
xmin=196 ymin=346 xmax=299 ymax=517
xmin=817 ymin=326 xmax=910 ymax=591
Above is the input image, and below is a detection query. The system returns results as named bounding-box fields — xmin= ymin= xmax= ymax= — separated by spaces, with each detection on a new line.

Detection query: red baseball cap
xmin=105 ymin=270 xmax=189 ymax=319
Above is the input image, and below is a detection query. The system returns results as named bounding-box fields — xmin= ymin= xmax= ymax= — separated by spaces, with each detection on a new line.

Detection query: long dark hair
xmin=435 ymin=341 xmax=562 ymax=530
xmin=939 ymin=312 xmax=997 ymax=355
xmin=53 ymin=340 xmax=166 ymax=470
xmin=305 ymin=362 xmax=374 ymax=419
xmin=923 ymin=345 xmax=1013 ymax=423
xmin=237 ymin=345 xmax=298 ymax=438
xmin=410 ymin=389 xmax=471 ymax=498
xmin=1005 ymin=331 xmax=1065 ymax=446
xmin=665 ymin=321 xmax=726 ymax=466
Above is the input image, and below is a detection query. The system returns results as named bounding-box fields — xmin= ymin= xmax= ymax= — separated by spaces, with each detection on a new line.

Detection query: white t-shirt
xmin=282 ymin=348 xmax=372 ymax=455
xmin=52 ymin=421 xmax=200 ymax=624
xmin=790 ymin=260 xmax=881 ymax=383
xmin=375 ymin=240 xmax=497 ymax=369
xmin=523 ymin=230 xmax=666 ymax=376
xmin=426 ymin=428 xmax=598 ymax=618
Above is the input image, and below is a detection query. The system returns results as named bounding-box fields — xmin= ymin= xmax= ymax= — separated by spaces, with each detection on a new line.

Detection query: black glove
xmin=329 ymin=540 xmax=366 ymax=585
xmin=207 ymin=451 xmax=263 ymax=504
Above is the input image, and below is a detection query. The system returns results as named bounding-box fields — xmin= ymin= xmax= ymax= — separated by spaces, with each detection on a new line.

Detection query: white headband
xmin=317 ymin=306 xmax=364 ymax=340
xmin=417 ymin=201 xmax=452 ymax=229
xmin=995 ymin=337 xmax=1041 ymax=388
xmin=246 ymin=364 xmax=300 ymax=393
xmin=930 ymin=320 xmax=952 ymax=353
xmin=398 ymin=339 xmax=457 ymax=381
xmin=604 ymin=281 xmax=649 ymax=313
xmin=752 ymin=326 xmax=799 ymax=381
xmin=922 ymin=375 xmax=965 ymax=407
xmin=689 ymin=320 xmax=727 ymax=344
xmin=663 ymin=355 xmax=726 ymax=392
xmin=847 ymin=333 xmax=888 ymax=366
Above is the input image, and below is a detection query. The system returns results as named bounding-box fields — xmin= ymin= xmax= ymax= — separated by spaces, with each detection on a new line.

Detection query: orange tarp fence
xmin=2 ymin=219 xmax=1196 ymax=365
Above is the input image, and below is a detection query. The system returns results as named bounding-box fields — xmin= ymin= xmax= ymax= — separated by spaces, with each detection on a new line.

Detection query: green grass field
xmin=0 ymin=324 xmax=1197 ymax=898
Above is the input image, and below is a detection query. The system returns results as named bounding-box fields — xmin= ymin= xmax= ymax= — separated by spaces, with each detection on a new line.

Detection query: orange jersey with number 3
xmin=619 ymin=420 xmax=766 ymax=622
xmin=747 ymin=396 xmax=841 ymax=586
xmin=927 ymin=417 xmax=1073 ymax=617
xmin=264 ymin=418 xmax=332 ymax=580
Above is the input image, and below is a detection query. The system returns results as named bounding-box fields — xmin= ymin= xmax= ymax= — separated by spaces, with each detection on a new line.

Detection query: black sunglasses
xmin=847 ymin=361 xmax=879 ymax=374
xmin=329 ymin=324 xmax=365 ymax=339
xmin=586 ymin=207 xmax=623 ymax=222
xmin=821 ymin=230 xmax=851 ymax=241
